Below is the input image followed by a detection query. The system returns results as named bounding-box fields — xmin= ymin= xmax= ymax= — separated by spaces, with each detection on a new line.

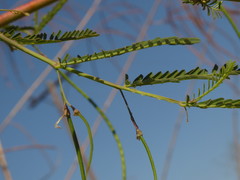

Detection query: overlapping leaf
xmin=59 ymin=36 xmax=200 ymax=65
xmin=125 ymin=61 xmax=240 ymax=87
xmin=0 ymin=29 xmax=99 ymax=44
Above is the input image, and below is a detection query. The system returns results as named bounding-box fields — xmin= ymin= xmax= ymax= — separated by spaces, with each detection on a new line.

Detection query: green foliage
xmin=58 ymin=36 xmax=200 ymax=65
xmin=1 ymin=1 xmax=240 ymax=179
xmin=2 ymin=25 xmax=35 ymax=32
xmin=0 ymin=28 xmax=99 ymax=44
xmin=125 ymin=61 xmax=240 ymax=87
xmin=59 ymin=71 xmax=127 ymax=179
xmin=182 ymin=0 xmax=223 ymax=18
xmin=125 ymin=61 xmax=240 ymax=109
xmin=187 ymin=98 xmax=240 ymax=108
xmin=191 ymin=61 xmax=236 ymax=102
xmin=34 ymin=0 xmax=68 ymax=33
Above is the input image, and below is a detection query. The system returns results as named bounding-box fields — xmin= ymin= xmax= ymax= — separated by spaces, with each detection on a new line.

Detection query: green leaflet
xmin=188 ymin=98 xmax=240 ymax=108
xmin=34 ymin=0 xmax=68 ymax=33
xmin=191 ymin=61 xmax=236 ymax=102
xmin=180 ymin=61 xmax=237 ymax=107
xmin=58 ymin=36 xmax=200 ymax=66
xmin=0 ymin=28 xmax=99 ymax=44
xmin=182 ymin=0 xmax=222 ymax=18
xmin=125 ymin=61 xmax=240 ymax=87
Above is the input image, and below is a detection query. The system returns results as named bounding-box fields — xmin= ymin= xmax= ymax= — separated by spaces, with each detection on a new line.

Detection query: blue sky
xmin=1 ymin=0 xmax=240 ymax=180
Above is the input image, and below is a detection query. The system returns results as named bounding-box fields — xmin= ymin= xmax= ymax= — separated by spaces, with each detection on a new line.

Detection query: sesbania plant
xmin=0 ymin=0 xmax=240 ymax=180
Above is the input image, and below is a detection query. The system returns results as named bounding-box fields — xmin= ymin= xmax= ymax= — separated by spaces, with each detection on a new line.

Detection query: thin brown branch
xmin=10 ymin=122 xmax=57 ymax=174
xmin=0 ymin=67 xmax=52 ymax=133
xmin=0 ymin=140 xmax=12 ymax=180
xmin=0 ymin=0 xmax=58 ymax=27
xmin=47 ymin=82 xmax=64 ymax=113
xmin=4 ymin=144 xmax=56 ymax=153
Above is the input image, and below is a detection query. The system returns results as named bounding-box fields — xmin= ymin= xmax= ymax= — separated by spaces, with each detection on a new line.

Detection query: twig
xmin=119 ymin=90 xmax=158 ymax=180
xmin=220 ymin=5 xmax=240 ymax=39
xmin=0 ymin=0 xmax=100 ymax=133
xmin=119 ymin=90 xmax=139 ymax=130
xmin=0 ymin=0 xmax=58 ymax=27
xmin=0 ymin=140 xmax=12 ymax=180
xmin=3 ymin=144 xmax=55 ymax=153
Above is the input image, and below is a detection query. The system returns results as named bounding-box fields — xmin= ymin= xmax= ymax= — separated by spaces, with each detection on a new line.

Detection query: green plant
xmin=0 ymin=0 xmax=240 ymax=179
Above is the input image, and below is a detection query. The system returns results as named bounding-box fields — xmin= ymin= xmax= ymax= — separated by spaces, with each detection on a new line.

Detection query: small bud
xmin=70 ymin=105 xmax=80 ymax=116
xmin=73 ymin=109 xmax=80 ymax=116
xmin=136 ymin=129 xmax=143 ymax=140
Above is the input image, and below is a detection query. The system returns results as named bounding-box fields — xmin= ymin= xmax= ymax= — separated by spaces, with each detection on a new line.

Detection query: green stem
xmin=57 ymin=71 xmax=71 ymax=105
xmin=66 ymin=114 xmax=86 ymax=180
xmin=220 ymin=5 xmax=240 ymax=39
xmin=57 ymin=71 xmax=87 ymax=179
xmin=63 ymin=67 xmax=182 ymax=106
xmin=139 ymin=136 xmax=158 ymax=180
xmin=74 ymin=111 xmax=94 ymax=175
xmin=59 ymin=70 xmax=127 ymax=180
xmin=0 ymin=33 xmax=56 ymax=67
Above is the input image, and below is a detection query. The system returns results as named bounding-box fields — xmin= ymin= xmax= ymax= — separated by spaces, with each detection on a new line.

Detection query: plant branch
xmin=57 ymin=72 xmax=90 ymax=179
xmin=0 ymin=140 xmax=12 ymax=180
xmin=0 ymin=0 xmax=58 ymax=27
xmin=139 ymin=136 xmax=158 ymax=180
xmin=0 ymin=32 xmax=56 ymax=68
xmin=64 ymin=105 xmax=86 ymax=180
xmin=63 ymin=67 xmax=182 ymax=105
xmin=71 ymin=106 xmax=94 ymax=175
xmin=192 ymin=61 xmax=235 ymax=103
xmin=58 ymin=70 xmax=127 ymax=180
xmin=220 ymin=5 xmax=240 ymax=39
xmin=119 ymin=90 xmax=157 ymax=179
